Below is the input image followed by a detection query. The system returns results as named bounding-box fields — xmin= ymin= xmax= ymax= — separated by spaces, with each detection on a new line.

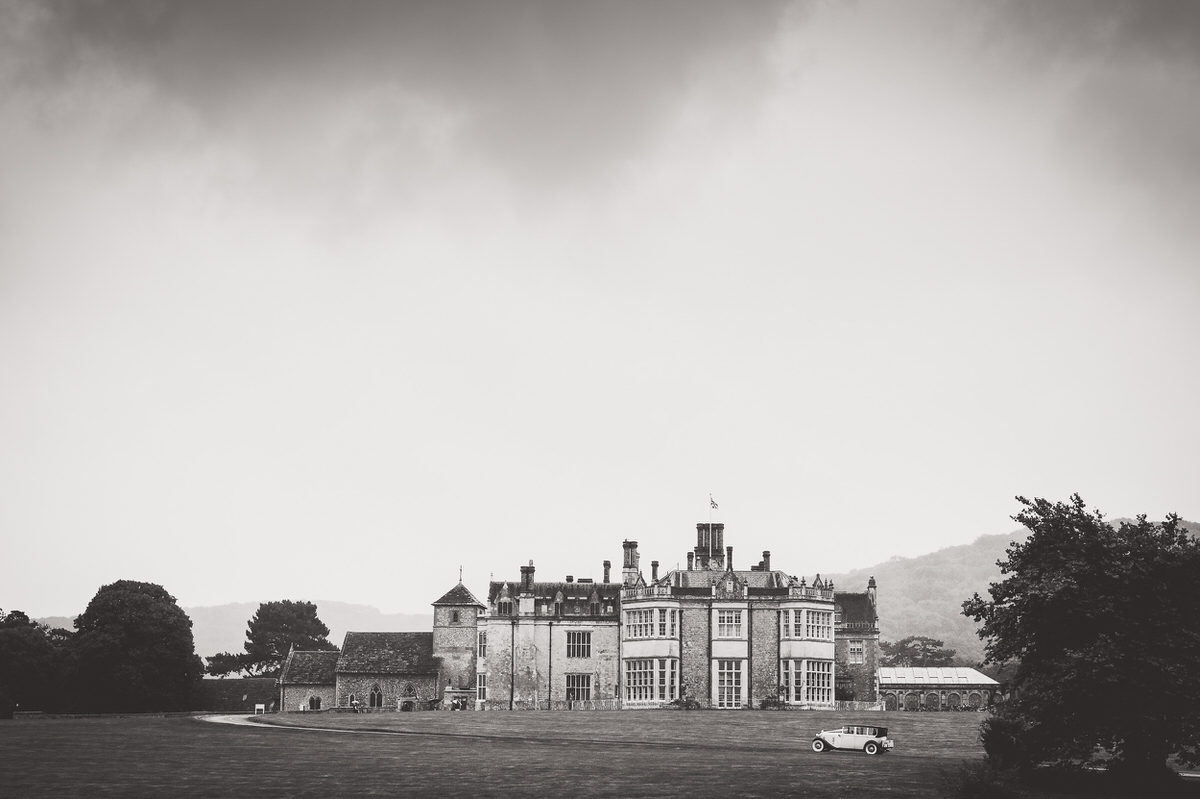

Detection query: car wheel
xmin=864 ymin=741 xmax=880 ymax=755
xmin=811 ymin=739 xmax=826 ymax=753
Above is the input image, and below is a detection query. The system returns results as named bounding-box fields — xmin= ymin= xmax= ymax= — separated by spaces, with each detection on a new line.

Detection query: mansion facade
xmin=279 ymin=522 xmax=880 ymax=711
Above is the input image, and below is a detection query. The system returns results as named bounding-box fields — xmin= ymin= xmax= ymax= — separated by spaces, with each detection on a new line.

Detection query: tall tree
xmin=206 ymin=600 xmax=337 ymax=678
xmin=963 ymin=495 xmax=1200 ymax=786
xmin=71 ymin=581 xmax=203 ymax=712
xmin=879 ymin=635 xmax=957 ymax=667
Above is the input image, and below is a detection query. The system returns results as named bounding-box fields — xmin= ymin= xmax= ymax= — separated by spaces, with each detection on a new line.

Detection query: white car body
xmin=811 ymin=724 xmax=894 ymax=755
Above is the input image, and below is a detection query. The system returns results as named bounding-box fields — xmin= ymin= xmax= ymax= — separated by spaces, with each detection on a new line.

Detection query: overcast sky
xmin=3 ymin=0 xmax=1198 ymax=618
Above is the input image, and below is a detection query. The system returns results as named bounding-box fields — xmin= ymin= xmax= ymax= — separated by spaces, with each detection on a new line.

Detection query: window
xmin=806 ymin=610 xmax=832 ymax=640
xmin=625 ymin=659 xmax=654 ymax=701
xmin=625 ymin=609 xmax=654 ymax=639
xmin=781 ymin=660 xmax=793 ymax=702
xmin=849 ymin=639 xmax=864 ymax=665
xmin=590 ymin=601 xmax=600 ymax=616
xmin=805 ymin=660 xmax=833 ymax=704
xmin=566 ymin=674 xmax=591 ymax=702
xmin=451 ymin=610 xmax=460 ymax=623
xmin=718 ymin=660 xmax=742 ymax=708
xmin=658 ymin=659 xmax=667 ymax=700
xmin=669 ymin=658 xmax=677 ymax=700
xmin=497 ymin=600 xmax=513 ymax=615
xmin=567 ymin=630 xmax=591 ymax=658
xmin=670 ymin=610 xmax=677 ymax=637
xmin=309 ymin=695 xmax=321 ymax=710
xmin=478 ymin=631 xmax=487 ymax=657
xmin=554 ymin=601 xmax=563 ymax=616
xmin=369 ymin=685 xmax=384 ymax=708
xmin=658 ymin=609 xmax=668 ymax=636
xmin=477 ymin=674 xmax=487 ymax=701
xmin=717 ymin=610 xmax=742 ymax=638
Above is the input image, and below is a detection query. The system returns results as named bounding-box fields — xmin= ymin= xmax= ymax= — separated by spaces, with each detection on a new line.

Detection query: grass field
xmin=0 ymin=710 xmax=1184 ymax=798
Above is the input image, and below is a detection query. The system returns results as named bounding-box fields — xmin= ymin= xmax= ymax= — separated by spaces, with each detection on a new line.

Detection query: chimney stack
xmin=726 ymin=546 xmax=733 ymax=571
xmin=762 ymin=550 xmax=771 ymax=571
xmin=651 ymin=561 xmax=659 ymax=581
xmin=622 ymin=541 xmax=640 ymax=586
xmin=687 ymin=552 xmax=694 ymax=570
xmin=603 ymin=560 xmax=611 ymax=583
xmin=520 ymin=561 xmax=535 ymax=593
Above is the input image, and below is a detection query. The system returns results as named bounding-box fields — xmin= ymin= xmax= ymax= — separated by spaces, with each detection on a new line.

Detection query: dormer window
xmin=498 ymin=600 xmax=513 ymax=616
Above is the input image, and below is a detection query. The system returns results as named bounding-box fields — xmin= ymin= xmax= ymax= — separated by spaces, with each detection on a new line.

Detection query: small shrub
xmin=979 ymin=713 xmax=1035 ymax=773
xmin=939 ymin=762 xmax=1023 ymax=799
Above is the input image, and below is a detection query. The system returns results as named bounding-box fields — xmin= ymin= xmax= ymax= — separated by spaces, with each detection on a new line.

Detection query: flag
xmin=710 ymin=495 xmax=718 ymax=509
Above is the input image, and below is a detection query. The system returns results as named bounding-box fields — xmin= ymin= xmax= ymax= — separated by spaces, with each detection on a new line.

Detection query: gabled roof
xmin=278 ymin=650 xmax=339 ymax=685
xmin=878 ymin=667 xmax=999 ymax=687
xmin=433 ymin=582 xmax=485 ymax=607
xmin=337 ymin=632 xmax=438 ymax=675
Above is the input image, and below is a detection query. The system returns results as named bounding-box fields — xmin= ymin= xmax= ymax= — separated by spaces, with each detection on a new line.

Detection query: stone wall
xmin=336 ymin=674 xmax=440 ymax=710
xmin=678 ymin=602 xmax=711 ymax=707
xmin=432 ymin=605 xmax=479 ymax=692
xmin=281 ymin=684 xmax=336 ymax=712
xmin=749 ymin=605 xmax=780 ymax=707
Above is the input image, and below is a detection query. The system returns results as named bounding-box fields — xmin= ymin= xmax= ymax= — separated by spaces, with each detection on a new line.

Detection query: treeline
xmin=0 ymin=582 xmax=337 ymax=718
xmin=0 ymin=581 xmax=201 ymax=717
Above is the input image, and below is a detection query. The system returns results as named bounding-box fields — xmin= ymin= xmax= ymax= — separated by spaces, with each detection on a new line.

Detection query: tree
xmin=879 ymin=635 xmax=957 ymax=668
xmin=962 ymin=495 xmax=1200 ymax=786
xmin=71 ymin=581 xmax=204 ymax=712
xmin=0 ymin=609 xmax=70 ymax=716
xmin=206 ymin=600 xmax=337 ymax=678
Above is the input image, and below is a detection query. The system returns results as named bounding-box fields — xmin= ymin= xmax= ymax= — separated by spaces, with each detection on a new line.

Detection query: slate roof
xmin=432 ymin=582 xmax=485 ymax=607
xmin=278 ymin=650 xmax=340 ymax=685
xmin=488 ymin=580 xmax=621 ymax=605
xmin=878 ymin=667 xmax=999 ymax=686
xmin=834 ymin=591 xmax=877 ymax=624
xmin=336 ymin=632 xmax=439 ymax=675
xmin=667 ymin=569 xmax=791 ymax=590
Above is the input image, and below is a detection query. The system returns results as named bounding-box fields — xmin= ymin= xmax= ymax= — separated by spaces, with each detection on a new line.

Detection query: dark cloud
xmin=7 ymin=0 xmax=791 ymax=195
xmin=982 ymin=0 xmax=1200 ymax=222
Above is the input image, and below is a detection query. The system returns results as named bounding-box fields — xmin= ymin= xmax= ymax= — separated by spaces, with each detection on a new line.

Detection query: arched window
xmin=309 ymin=695 xmax=321 ymax=710
xmin=370 ymin=685 xmax=384 ymax=708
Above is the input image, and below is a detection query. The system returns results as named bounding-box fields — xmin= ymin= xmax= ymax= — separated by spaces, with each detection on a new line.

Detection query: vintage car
xmin=811 ymin=724 xmax=894 ymax=755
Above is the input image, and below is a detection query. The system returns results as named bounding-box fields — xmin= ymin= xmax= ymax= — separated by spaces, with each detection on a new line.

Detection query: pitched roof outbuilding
xmin=337 ymin=632 xmax=439 ymax=675
xmin=878 ymin=667 xmax=999 ymax=687
xmin=279 ymin=650 xmax=340 ymax=685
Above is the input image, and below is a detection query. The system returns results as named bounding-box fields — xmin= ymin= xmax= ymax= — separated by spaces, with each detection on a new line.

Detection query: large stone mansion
xmin=279 ymin=521 xmax=880 ymax=711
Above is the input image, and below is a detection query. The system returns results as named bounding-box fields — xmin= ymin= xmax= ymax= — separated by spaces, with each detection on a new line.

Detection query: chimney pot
xmin=726 ymin=546 xmax=733 ymax=571
xmin=603 ymin=560 xmax=611 ymax=583
xmin=566 ymin=575 xmax=573 ymax=583
xmin=687 ymin=552 xmax=694 ymax=570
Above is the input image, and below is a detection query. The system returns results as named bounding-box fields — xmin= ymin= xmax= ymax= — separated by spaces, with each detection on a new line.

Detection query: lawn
xmin=0 ymin=709 xmax=1178 ymax=798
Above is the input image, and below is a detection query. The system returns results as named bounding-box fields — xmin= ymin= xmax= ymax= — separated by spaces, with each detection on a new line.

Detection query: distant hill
xmin=38 ymin=519 xmax=1195 ymax=666
xmin=828 ymin=518 xmax=1200 ymax=664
